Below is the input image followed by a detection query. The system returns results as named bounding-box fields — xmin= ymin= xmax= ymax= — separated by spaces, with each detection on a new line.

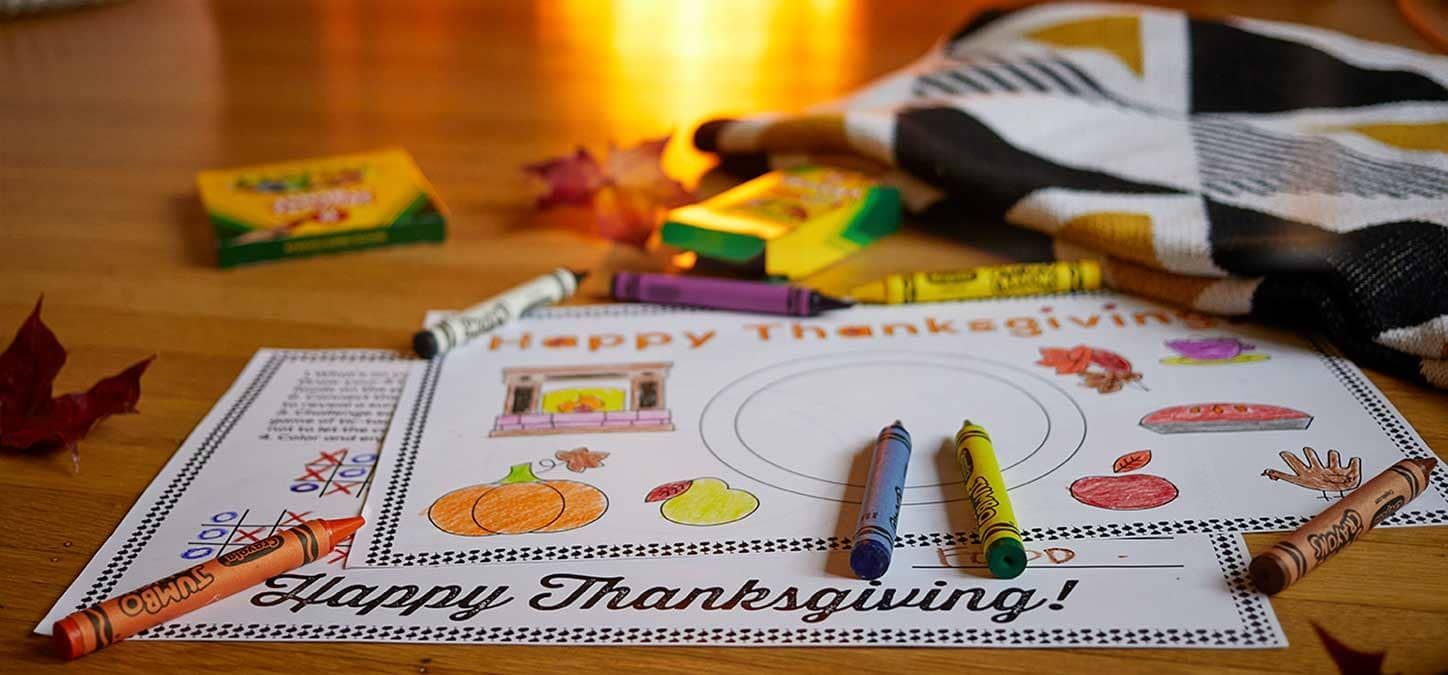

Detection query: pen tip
xmin=570 ymin=269 xmax=590 ymax=283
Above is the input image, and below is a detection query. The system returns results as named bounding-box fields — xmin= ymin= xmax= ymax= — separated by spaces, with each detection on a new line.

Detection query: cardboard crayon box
xmin=661 ymin=166 xmax=901 ymax=280
xmin=197 ymin=148 xmax=447 ymax=267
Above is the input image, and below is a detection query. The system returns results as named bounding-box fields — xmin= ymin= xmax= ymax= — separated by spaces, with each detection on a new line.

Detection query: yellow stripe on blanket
xmin=1055 ymin=211 xmax=1158 ymax=269
xmin=1027 ymin=15 xmax=1143 ymax=77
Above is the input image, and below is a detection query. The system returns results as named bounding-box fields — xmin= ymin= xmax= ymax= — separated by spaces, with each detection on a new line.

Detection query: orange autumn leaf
xmin=1113 ymin=449 xmax=1152 ymax=473
xmin=526 ymin=136 xmax=694 ymax=247
xmin=1037 ymin=345 xmax=1092 ymax=375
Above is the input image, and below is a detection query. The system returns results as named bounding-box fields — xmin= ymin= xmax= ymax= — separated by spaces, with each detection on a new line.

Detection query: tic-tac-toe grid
xmin=290 ymin=448 xmax=378 ymax=499
xmin=181 ymin=508 xmax=352 ymax=566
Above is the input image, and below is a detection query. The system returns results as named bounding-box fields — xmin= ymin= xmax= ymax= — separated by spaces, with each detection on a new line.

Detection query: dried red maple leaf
xmin=1311 ymin=623 xmax=1385 ymax=675
xmin=1037 ymin=346 xmax=1092 ymax=375
xmin=525 ymin=136 xmax=694 ymax=246
xmin=0 ymin=298 xmax=153 ymax=469
xmin=524 ymin=148 xmax=607 ymax=209
xmin=1113 ymin=450 xmax=1152 ymax=473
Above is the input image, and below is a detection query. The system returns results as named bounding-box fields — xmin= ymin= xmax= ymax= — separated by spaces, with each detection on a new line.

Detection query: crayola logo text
xmin=219 ymin=536 xmax=285 ymax=567
xmin=1307 ymin=509 xmax=1364 ymax=562
xmin=969 ymin=476 xmax=1000 ymax=523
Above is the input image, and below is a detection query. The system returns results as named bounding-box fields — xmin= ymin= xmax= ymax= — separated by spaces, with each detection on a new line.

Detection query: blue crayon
xmin=850 ymin=420 xmax=912 ymax=580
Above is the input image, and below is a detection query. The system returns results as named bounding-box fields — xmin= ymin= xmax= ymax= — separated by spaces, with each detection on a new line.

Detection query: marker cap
xmin=986 ymin=537 xmax=1027 ymax=579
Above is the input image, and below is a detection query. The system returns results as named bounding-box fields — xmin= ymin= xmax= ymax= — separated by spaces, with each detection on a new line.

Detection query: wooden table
xmin=3 ymin=1 xmax=1446 ymax=671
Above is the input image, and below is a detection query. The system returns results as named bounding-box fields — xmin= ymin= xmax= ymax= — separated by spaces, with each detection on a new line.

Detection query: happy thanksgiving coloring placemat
xmin=39 ymin=348 xmax=1283 ymax=647
xmin=353 ymin=294 xmax=1447 ymax=568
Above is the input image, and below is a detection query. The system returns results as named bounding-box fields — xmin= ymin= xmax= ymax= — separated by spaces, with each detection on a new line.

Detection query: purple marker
xmin=611 ymin=272 xmax=853 ymax=317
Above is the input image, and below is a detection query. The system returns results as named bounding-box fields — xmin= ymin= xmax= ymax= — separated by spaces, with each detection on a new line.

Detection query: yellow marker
xmin=955 ymin=420 xmax=1026 ymax=579
xmin=850 ymin=260 xmax=1100 ymax=304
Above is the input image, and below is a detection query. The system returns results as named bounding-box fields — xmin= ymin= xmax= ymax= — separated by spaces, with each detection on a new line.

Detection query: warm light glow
xmin=535 ymin=0 xmax=865 ymax=185
xmin=671 ymin=250 xmax=699 ymax=270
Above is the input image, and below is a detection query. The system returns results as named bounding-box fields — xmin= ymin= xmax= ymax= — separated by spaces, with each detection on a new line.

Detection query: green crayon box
xmin=661 ymin=166 xmax=901 ymax=280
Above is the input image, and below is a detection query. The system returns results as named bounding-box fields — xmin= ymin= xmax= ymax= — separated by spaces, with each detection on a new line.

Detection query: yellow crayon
xmin=850 ymin=260 xmax=1100 ymax=304
xmin=955 ymin=420 xmax=1026 ymax=579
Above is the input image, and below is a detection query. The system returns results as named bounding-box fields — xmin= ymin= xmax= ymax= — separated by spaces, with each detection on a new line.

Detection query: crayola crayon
xmin=53 ymin=516 xmax=364 ymax=660
xmin=849 ymin=260 xmax=1100 ymax=304
xmin=611 ymin=271 xmax=852 ymax=317
xmin=414 ymin=268 xmax=585 ymax=358
xmin=1251 ymin=457 xmax=1437 ymax=594
xmin=956 ymin=420 xmax=1026 ymax=579
xmin=850 ymin=420 xmax=912 ymax=579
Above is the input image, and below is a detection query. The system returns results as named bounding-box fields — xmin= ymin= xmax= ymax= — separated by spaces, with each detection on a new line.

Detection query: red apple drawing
xmin=1070 ymin=474 xmax=1179 ymax=510
xmin=1069 ymin=449 xmax=1179 ymax=510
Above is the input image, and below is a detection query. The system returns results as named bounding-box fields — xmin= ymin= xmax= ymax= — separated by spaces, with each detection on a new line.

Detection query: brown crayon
xmin=53 ymin=516 xmax=363 ymax=660
xmin=1249 ymin=458 xmax=1436 ymax=595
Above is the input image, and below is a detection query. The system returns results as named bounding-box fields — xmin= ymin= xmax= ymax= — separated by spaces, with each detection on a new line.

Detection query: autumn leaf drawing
xmin=1089 ymin=348 xmax=1133 ymax=373
xmin=1081 ymin=369 xmax=1145 ymax=394
xmin=1036 ymin=346 xmax=1093 ymax=375
xmin=554 ymin=447 xmax=610 ymax=473
xmin=1113 ymin=450 xmax=1152 ymax=473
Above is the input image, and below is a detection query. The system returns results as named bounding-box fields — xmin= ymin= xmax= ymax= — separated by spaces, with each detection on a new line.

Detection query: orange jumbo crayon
xmin=1250 ymin=458 xmax=1436 ymax=594
xmin=53 ymin=516 xmax=363 ymax=660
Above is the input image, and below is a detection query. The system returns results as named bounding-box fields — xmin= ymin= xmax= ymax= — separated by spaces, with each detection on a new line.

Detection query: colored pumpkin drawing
xmin=427 ymin=462 xmax=607 ymax=536
xmin=645 ymin=477 xmax=759 ymax=526
xmin=1069 ymin=450 xmax=1179 ymax=510
xmin=1035 ymin=345 xmax=1145 ymax=394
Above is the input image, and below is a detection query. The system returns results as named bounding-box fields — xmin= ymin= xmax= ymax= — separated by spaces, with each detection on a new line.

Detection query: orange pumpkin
xmin=428 ymin=484 xmax=495 ymax=536
xmin=428 ymin=462 xmax=607 ymax=536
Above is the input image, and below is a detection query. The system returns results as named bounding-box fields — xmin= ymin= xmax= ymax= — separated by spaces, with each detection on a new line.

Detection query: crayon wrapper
xmin=854 ymin=426 xmax=912 ymax=546
xmin=887 ymin=261 xmax=1100 ymax=303
xmin=56 ymin=521 xmax=333 ymax=658
xmin=956 ymin=427 xmax=1024 ymax=550
xmin=1252 ymin=458 xmax=1434 ymax=594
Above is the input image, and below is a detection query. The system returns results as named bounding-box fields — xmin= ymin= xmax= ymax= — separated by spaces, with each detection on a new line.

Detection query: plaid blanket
xmin=694 ymin=3 xmax=1448 ymax=388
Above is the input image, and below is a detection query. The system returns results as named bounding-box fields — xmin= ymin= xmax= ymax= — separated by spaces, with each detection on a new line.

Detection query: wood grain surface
xmin=2 ymin=1 xmax=1446 ymax=671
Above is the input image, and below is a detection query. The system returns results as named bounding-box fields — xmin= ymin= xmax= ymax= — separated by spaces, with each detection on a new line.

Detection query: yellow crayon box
xmin=661 ymin=166 xmax=901 ymax=280
xmin=197 ymin=148 xmax=447 ymax=267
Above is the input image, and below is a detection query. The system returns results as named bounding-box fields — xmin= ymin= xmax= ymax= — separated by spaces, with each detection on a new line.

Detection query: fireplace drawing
xmin=491 ymin=362 xmax=674 ymax=436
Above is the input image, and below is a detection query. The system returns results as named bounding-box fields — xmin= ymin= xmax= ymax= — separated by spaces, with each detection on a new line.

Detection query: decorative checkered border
xmin=136 ymin=532 xmax=1278 ymax=646
xmin=363 ymin=322 xmax=1448 ymax=567
xmin=75 ymin=351 xmax=406 ymax=609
